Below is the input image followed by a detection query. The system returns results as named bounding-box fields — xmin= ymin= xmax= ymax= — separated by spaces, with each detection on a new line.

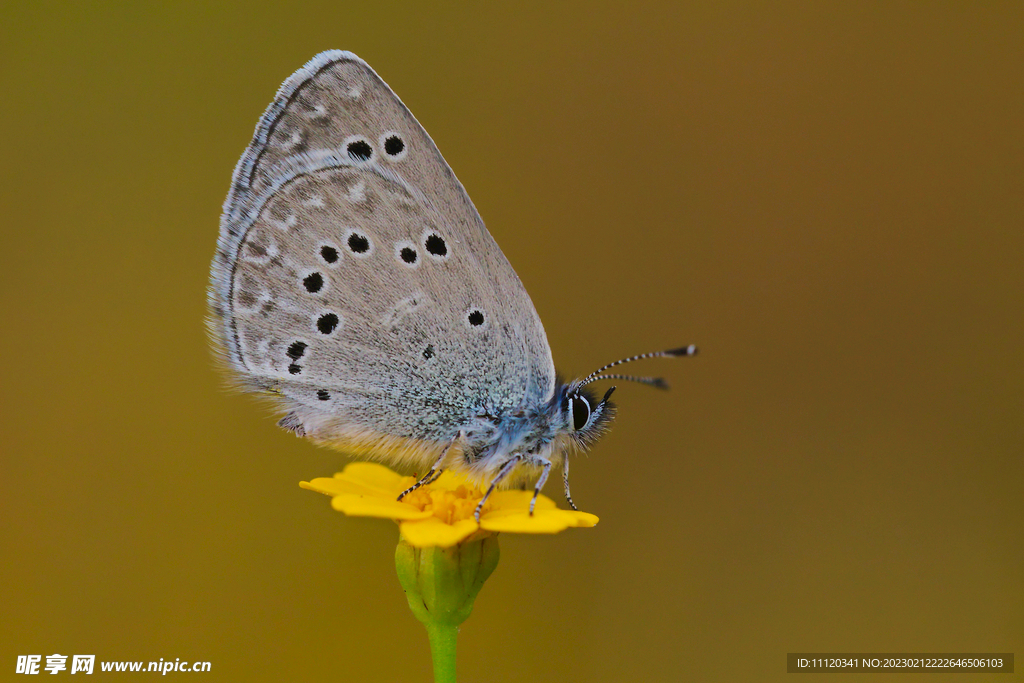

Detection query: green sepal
xmin=395 ymin=534 xmax=500 ymax=682
xmin=395 ymin=534 xmax=500 ymax=626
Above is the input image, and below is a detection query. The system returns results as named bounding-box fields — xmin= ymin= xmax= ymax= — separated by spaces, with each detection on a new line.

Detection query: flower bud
xmin=395 ymin=534 xmax=499 ymax=627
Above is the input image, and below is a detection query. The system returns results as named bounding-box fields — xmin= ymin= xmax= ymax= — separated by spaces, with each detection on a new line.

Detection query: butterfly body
xmin=210 ymin=51 xmax=694 ymax=512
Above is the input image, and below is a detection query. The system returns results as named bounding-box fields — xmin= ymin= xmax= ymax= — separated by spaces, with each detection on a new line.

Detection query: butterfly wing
xmin=209 ymin=51 xmax=555 ymax=461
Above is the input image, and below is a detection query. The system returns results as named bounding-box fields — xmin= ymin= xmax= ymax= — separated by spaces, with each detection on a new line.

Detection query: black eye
xmin=570 ymin=396 xmax=591 ymax=431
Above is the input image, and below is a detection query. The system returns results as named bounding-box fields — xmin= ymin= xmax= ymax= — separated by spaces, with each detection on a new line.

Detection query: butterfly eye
xmin=567 ymin=395 xmax=591 ymax=432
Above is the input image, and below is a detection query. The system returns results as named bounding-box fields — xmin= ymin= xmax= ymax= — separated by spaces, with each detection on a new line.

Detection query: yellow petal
xmin=330 ymin=493 xmax=431 ymax=520
xmin=488 ymin=489 xmax=557 ymax=511
xmin=427 ymin=469 xmax=475 ymax=492
xmin=302 ymin=467 xmax=415 ymax=499
xmin=563 ymin=511 xmax=599 ymax=527
xmin=400 ymin=517 xmax=480 ymax=548
xmin=301 ymin=477 xmax=358 ymax=497
xmin=336 ymin=461 xmax=409 ymax=494
xmin=480 ymin=508 xmax=579 ymax=533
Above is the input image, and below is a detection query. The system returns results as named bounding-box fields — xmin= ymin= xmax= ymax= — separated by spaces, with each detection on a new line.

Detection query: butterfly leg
xmin=397 ymin=431 xmax=462 ymax=502
xmin=421 ymin=468 xmax=444 ymax=487
xmin=529 ymin=458 xmax=552 ymax=516
xmin=563 ymin=458 xmax=578 ymax=511
xmin=474 ymin=453 xmax=524 ymax=523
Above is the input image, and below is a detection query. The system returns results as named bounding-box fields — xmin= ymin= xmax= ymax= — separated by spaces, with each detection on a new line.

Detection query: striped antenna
xmin=577 ymin=345 xmax=698 ymax=387
xmin=582 ymin=374 xmax=670 ymax=390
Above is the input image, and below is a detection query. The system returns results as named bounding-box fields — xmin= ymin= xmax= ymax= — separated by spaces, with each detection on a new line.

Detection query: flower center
xmin=402 ymin=482 xmax=491 ymax=525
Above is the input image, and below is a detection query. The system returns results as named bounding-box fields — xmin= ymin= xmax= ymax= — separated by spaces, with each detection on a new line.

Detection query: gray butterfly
xmin=209 ymin=51 xmax=696 ymax=519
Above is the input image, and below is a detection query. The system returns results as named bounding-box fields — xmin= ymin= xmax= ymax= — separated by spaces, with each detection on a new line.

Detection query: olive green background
xmin=2 ymin=3 xmax=1021 ymax=681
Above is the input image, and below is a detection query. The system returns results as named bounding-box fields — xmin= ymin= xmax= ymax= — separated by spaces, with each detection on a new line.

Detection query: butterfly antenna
xmin=584 ymin=374 xmax=670 ymax=390
xmin=576 ymin=345 xmax=698 ymax=391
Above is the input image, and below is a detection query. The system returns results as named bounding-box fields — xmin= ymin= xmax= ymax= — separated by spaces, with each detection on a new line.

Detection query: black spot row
xmin=318 ymin=232 xmax=446 ymax=267
xmin=468 ymin=310 xmax=484 ymax=326
xmin=345 ymin=134 xmax=406 ymax=162
xmin=317 ymin=389 xmax=330 ymax=401
xmin=287 ymin=341 xmax=306 ymax=375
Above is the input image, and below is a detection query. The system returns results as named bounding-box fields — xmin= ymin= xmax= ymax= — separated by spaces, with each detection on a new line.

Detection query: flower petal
xmin=331 ymin=493 xmax=431 ymax=520
xmin=304 ymin=461 xmax=598 ymax=540
xmin=563 ymin=511 xmax=599 ymax=527
xmin=487 ymin=489 xmax=557 ymax=511
xmin=337 ymin=462 xmax=410 ymax=494
xmin=400 ymin=517 xmax=480 ymax=548
xmin=301 ymin=477 xmax=357 ymax=497
xmin=302 ymin=465 xmax=415 ymax=499
xmin=427 ymin=469 xmax=475 ymax=493
xmin=480 ymin=509 xmax=579 ymax=533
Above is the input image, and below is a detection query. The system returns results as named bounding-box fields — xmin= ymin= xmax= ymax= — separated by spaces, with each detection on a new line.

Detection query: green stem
xmin=424 ymin=620 xmax=458 ymax=683
xmin=395 ymin=535 xmax=499 ymax=683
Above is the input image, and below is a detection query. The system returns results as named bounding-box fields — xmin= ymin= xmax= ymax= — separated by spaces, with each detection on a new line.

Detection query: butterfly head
xmin=557 ymin=383 xmax=616 ymax=449
xmin=557 ymin=344 xmax=699 ymax=448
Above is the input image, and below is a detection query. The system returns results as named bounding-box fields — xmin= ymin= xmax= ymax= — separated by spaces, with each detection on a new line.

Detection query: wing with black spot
xmin=209 ymin=51 xmax=555 ymax=450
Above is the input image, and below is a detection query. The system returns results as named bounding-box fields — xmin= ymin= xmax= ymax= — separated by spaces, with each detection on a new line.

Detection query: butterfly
xmin=209 ymin=51 xmax=697 ymax=520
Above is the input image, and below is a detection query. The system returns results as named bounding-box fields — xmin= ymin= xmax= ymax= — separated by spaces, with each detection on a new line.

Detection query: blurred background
xmin=1 ymin=2 xmax=1020 ymax=681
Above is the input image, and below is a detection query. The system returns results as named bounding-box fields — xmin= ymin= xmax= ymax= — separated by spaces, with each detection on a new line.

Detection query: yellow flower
xmin=301 ymin=462 xmax=598 ymax=548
